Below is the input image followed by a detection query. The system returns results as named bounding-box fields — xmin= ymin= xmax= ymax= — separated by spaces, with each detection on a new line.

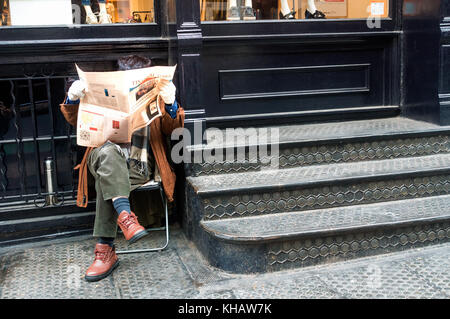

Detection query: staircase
xmin=0 ymin=202 xmax=94 ymax=247
xmin=183 ymin=117 xmax=450 ymax=273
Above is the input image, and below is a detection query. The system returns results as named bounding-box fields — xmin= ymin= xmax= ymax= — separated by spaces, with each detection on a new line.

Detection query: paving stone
xmin=1 ymin=229 xmax=450 ymax=299
xmin=318 ymin=250 xmax=448 ymax=299
xmin=0 ymin=239 xmax=117 ymax=299
xmin=229 ymin=275 xmax=340 ymax=299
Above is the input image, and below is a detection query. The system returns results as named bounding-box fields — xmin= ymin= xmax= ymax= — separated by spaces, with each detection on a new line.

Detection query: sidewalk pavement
xmin=0 ymin=225 xmax=449 ymax=299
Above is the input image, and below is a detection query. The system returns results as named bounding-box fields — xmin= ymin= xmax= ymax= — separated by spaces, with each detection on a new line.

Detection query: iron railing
xmin=0 ymin=75 xmax=83 ymax=209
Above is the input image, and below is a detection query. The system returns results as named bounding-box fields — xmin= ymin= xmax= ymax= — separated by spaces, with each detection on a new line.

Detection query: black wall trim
xmin=206 ymin=105 xmax=401 ymax=126
xmin=201 ymin=19 xmax=397 ymax=38
xmin=203 ymin=31 xmax=401 ymax=43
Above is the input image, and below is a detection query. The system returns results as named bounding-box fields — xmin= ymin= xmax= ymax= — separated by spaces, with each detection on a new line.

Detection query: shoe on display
xmin=98 ymin=11 xmax=112 ymax=24
xmin=279 ymin=10 xmax=296 ymax=20
xmin=242 ymin=6 xmax=256 ymax=20
xmin=227 ymin=6 xmax=240 ymax=21
xmin=85 ymin=11 xmax=99 ymax=24
xmin=305 ymin=9 xmax=326 ymax=19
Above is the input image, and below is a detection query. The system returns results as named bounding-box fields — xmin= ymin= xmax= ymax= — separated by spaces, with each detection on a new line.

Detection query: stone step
xmin=187 ymin=154 xmax=450 ymax=220
xmin=186 ymin=117 xmax=450 ymax=177
xmin=0 ymin=212 xmax=95 ymax=247
xmin=197 ymin=195 xmax=450 ymax=273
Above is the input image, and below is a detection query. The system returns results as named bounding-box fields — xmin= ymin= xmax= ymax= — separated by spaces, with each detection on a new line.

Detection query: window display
xmin=200 ymin=0 xmax=389 ymax=21
xmin=0 ymin=0 xmax=154 ymax=26
xmin=1 ymin=0 xmax=10 ymax=25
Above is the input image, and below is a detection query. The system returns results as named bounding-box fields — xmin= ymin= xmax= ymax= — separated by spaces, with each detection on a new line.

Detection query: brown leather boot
xmin=117 ymin=211 xmax=149 ymax=244
xmin=85 ymin=243 xmax=119 ymax=282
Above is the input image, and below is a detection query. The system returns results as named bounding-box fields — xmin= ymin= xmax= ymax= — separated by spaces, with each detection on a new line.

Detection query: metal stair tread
xmin=0 ymin=211 xmax=94 ymax=226
xmin=200 ymin=195 xmax=450 ymax=243
xmin=188 ymin=153 xmax=450 ymax=195
xmin=189 ymin=117 xmax=450 ymax=151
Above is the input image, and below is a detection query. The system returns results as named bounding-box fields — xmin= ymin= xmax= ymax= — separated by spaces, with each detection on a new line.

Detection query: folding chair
xmin=116 ymin=180 xmax=169 ymax=254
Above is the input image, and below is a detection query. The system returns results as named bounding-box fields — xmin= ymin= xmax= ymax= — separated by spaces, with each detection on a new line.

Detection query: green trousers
xmin=87 ymin=141 xmax=164 ymax=238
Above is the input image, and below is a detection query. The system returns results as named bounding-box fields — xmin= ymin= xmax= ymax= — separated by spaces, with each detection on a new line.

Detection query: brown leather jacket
xmin=60 ymin=96 xmax=185 ymax=207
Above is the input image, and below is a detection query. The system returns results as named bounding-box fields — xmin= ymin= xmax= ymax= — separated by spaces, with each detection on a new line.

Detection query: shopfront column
xmin=175 ymin=0 xmax=206 ymax=146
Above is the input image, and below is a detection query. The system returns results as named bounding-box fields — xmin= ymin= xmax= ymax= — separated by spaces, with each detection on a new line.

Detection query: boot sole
xmin=128 ymin=229 xmax=149 ymax=245
xmin=85 ymin=260 xmax=119 ymax=283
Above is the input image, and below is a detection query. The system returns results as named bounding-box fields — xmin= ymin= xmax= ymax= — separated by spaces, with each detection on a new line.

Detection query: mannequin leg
xmin=305 ymin=0 xmax=326 ymax=19
xmin=306 ymin=0 xmax=317 ymax=13
xmin=98 ymin=0 xmax=112 ymax=24
xmin=242 ymin=0 xmax=256 ymax=20
xmin=98 ymin=0 xmax=107 ymax=12
xmin=0 ymin=0 xmax=6 ymax=26
xmin=229 ymin=0 xmax=238 ymax=7
xmin=82 ymin=0 xmax=99 ymax=24
xmin=227 ymin=0 xmax=240 ymax=21
xmin=106 ymin=1 xmax=116 ymax=23
xmin=279 ymin=0 xmax=296 ymax=19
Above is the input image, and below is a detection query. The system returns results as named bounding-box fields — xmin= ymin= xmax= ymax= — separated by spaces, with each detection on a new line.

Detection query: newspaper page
xmin=75 ymin=64 xmax=176 ymax=147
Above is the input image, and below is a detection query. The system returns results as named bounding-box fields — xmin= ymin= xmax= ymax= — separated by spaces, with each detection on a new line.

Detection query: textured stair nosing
xmin=188 ymin=126 xmax=450 ymax=153
xmin=189 ymin=164 xmax=450 ymax=197
xmin=188 ymin=117 xmax=450 ymax=152
xmin=201 ymin=214 xmax=450 ymax=244
xmin=200 ymin=195 xmax=450 ymax=243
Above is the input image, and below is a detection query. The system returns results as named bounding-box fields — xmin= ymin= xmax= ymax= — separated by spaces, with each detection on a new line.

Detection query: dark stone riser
xmin=186 ymin=135 xmax=450 ymax=177
xmin=199 ymin=220 xmax=450 ymax=274
xmin=267 ymin=221 xmax=450 ymax=271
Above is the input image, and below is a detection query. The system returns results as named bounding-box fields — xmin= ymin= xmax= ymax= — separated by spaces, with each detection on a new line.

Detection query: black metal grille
xmin=0 ymin=76 xmax=83 ymax=208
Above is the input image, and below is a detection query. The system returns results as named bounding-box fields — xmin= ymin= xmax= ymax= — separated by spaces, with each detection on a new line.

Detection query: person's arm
xmin=158 ymin=81 xmax=185 ymax=135
xmin=65 ymin=96 xmax=80 ymax=105
xmin=60 ymin=100 xmax=79 ymax=128
xmin=60 ymin=80 xmax=86 ymax=127
xmin=164 ymin=99 xmax=178 ymax=119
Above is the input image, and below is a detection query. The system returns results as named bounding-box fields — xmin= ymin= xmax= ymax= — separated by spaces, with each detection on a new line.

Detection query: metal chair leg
xmin=116 ymin=186 xmax=169 ymax=255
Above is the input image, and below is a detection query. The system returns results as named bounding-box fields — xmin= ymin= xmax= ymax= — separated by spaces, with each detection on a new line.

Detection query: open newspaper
xmin=75 ymin=64 xmax=176 ymax=147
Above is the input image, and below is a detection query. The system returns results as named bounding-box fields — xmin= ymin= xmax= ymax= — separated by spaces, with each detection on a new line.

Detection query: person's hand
xmin=68 ymin=80 xmax=87 ymax=101
xmin=158 ymin=80 xmax=176 ymax=105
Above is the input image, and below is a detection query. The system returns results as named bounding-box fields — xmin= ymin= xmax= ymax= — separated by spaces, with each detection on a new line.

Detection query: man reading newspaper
xmin=60 ymin=55 xmax=184 ymax=282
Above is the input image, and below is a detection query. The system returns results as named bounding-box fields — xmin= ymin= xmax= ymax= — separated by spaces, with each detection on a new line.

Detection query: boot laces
xmin=121 ymin=213 xmax=138 ymax=229
xmin=94 ymin=249 xmax=109 ymax=262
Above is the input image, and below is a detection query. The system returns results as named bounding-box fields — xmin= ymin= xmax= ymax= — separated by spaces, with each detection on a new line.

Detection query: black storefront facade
xmin=1 ymin=0 xmax=450 ymax=272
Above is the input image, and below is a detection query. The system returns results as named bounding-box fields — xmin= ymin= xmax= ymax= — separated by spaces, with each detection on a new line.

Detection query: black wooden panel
xmin=442 ymin=0 xmax=450 ymax=19
xmin=440 ymin=45 xmax=450 ymax=93
xmin=202 ymin=38 xmax=393 ymax=122
xmin=218 ymin=64 xmax=370 ymax=101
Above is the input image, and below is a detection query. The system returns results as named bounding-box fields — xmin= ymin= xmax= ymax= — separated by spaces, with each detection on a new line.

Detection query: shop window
xmin=0 ymin=0 xmax=155 ymax=27
xmin=200 ymin=0 xmax=389 ymax=21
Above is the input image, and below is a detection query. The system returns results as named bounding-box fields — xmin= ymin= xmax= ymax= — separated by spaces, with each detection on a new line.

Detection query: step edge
xmin=0 ymin=211 xmax=95 ymax=226
xmin=187 ymin=122 xmax=450 ymax=152
xmin=200 ymin=213 xmax=450 ymax=244
xmin=190 ymin=165 xmax=450 ymax=197
xmin=0 ymin=229 xmax=93 ymax=249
